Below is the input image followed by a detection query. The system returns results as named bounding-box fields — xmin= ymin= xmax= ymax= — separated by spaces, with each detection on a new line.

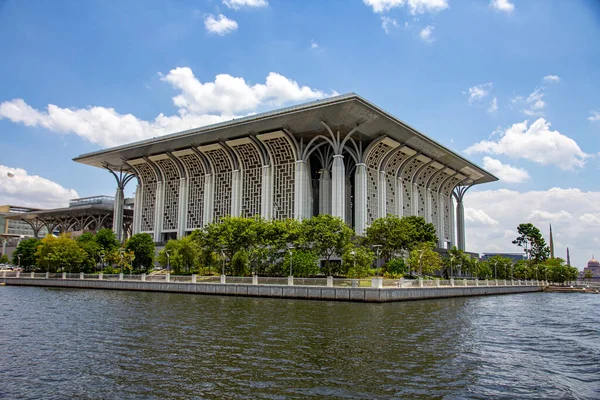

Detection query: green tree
xmin=94 ymin=228 xmax=119 ymax=252
xmin=442 ymin=246 xmax=467 ymax=278
xmin=342 ymin=246 xmax=375 ymax=279
xmin=0 ymin=254 xmax=8 ymax=264
xmin=486 ymin=255 xmax=513 ymax=279
xmin=35 ymin=234 xmax=88 ymax=273
xmin=12 ymin=238 xmax=40 ymax=269
xmin=583 ymin=269 xmax=594 ymax=283
xmin=157 ymin=236 xmax=200 ymax=274
xmin=124 ymin=233 xmax=155 ymax=272
xmin=231 ymin=249 xmax=250 ymax=276
xmin=402 ymin=216 xmax=438 ymax=251
xmin=299 ymin=214 xmax=354 ymax=275
xmin=513 ymin=223 xmax=550 ymax=265
xmin=77 ymin=232 xmax=101 ymax=272
xmin=283 ymin=249 xmax=320 ymax=277
xmin=407 ymin=242 xmax=441 ymax=277
xmin=384 ymin=257 xmax=409 ymax=278
xmin=545 ymin=257 xmax=578 ymax=284
xmin=365 ymin=215 xmax=409 ymax=261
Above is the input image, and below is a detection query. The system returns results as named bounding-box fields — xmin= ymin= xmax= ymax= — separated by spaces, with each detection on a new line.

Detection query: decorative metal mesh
xmin=136 ymin=162 xmax=157 ymax=233
xmin=365 ymin=141 xmax=394 ymax=225
xmin=416 ymin=165 xmax=437 ymax=217
xmin=179 ymin=154 xmax=205 ymax=230
xmin=232 ymin=142 xmax=262 ymax=218
xmin=400 ymin=159 xmax=423 ymax=216
xmin=155 ymin=158 xmax=180 ymax=232
xmin=383 ymin=150 xmax=409 ymax=216
xmin=204 ymin=148 xmax=233 ymax=222
xmin=441 ymin=176 xmax=461 ymax=241
xmin=429 ymin=171 xmax=450 ymax=232
xmin=261 ymin=137 xmax=295 ymax=220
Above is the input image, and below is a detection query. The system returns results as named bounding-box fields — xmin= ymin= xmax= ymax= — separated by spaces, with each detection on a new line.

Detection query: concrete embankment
xmin=1 ymin=277 xmax=543 ymax=303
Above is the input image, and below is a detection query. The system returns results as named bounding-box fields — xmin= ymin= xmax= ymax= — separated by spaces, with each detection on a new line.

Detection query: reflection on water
xmin=0 ymin=287 xmax=598 ymax=399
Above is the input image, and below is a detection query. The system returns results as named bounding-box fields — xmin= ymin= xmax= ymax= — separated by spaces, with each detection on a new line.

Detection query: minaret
xmin=566 ymin=248 xmax=571 ymax=266
xmin=549 ymin=224 xmax=555 ymax=259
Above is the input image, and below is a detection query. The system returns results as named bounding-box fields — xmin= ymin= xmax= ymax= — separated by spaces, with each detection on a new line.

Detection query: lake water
xmin=0 ymin=286 xmax=598 ymax=399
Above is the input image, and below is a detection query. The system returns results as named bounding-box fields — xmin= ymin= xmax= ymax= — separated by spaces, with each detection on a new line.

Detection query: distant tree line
xmin=7 ymin=217 xmax=580 ymax=283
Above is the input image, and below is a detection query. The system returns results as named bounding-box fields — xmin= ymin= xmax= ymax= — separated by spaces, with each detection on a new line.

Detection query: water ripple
xmin=0 ymin=287 xmax=599 ymax=399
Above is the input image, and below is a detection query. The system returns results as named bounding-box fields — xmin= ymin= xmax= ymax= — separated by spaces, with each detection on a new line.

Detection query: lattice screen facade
xmin=365 ymin=141 xmax=394 ymax=225
xmin=231 ymin=142 xmax=263 ymax=218
xmin=135 ymin=162 xmax=157 ymax=233
xmin=400 ymin=159 xmax=423 ymax=217
xmin=415 ymin=165 xmax=438 ymax=218
xmin=261 ymin=137 xmax=295 ymax=220
xmin=203 ymin=148 xmax=233 ymax=222
xmin=155 ymin=158 xmax=181 ymax=232
xmin=178 ymin=153 xmax=206 ymax=230
xmin=441 ymin=176 xmax=462 ymax=241
xmin=383 ymin=150 xmax=410 ymax=216
xmin=429 ymin=171 xmax=450 ymax=234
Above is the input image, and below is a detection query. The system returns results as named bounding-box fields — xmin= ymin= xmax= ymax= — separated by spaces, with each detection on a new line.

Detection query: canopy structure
xmin=74 ymin=93 xmax=497 ymax=249
xmin=4 ymin=197 xmax=134 ymax=240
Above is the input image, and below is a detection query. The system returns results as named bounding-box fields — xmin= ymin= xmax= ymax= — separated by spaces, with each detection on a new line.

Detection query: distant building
xmin=0 ymin=205 xmax=48 ymax=257
xmin=4 ymin=195 xmax=133 ymax=241
xmin=480 ymin=252 xmax=527 ymax=263
xmin=582 ymin=256 xmax=600 ymax=277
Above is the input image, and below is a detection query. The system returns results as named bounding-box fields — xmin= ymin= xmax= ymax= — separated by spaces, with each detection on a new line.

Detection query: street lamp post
xmin=119 ymin=249 xmax=124 ymax=275
xmin=288 ymin=245 xmax=294 ymax=277
xmin=221 ymin=249 xmax=226 ymax=276
xmin=17 ymin=253 xmax=22 ymax=270
xmin=494 ymin=261 xmax=498 ymax=280
xmin=450 ymin=255 xmax=454 ymax=279
xmin=372 ymin=245 xmax=382 ymax=276
xmin=165 ymin=250 xmax=170 ymax=272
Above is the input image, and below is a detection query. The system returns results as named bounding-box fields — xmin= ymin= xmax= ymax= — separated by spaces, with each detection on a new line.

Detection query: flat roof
xmin=74 ymin=93 xmax=497 ymax=184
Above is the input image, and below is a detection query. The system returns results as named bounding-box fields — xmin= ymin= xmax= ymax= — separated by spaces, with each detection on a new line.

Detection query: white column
xmin=294 ymin=160 xmax=309 ymax=220
xmin=378 ymin=171 xmax=387 ymax=219
xmin=457 ymin=198 xmax=466 ymax=251
xmin=412 ymin=183 xmax=419 ymax=217
xmin=153 ymin=181 xmax=164 ymax=242
xmin=396 ymin=178 xmax=404 ymax=217
xmin=354 ymin=163 xmax=367 ymax=235
xmin=203 ymin=174 xmax=214 ymax=225
xmin=133 ymin=184 xmax=142 ymax=234
xmin=438 ymin=193 xmax=445 ymax=248
xmin=261 ymin=165 xmax=272 ymax=219
xmin=345 ymin=176 xmax=352 ymax=225
xmin=177 ymin=177 xmax=188 ymax=238
xmin=331 ymin=154 xmax=345 ymax=221
xmin=112 ymin=186 xmax=124 ymax=241
xmin=230 ymin=170 xmax=241 ymax=217
xmin=426 ymin=188 xmax=432 ymax=223
xmin=319 ymin=169 xmax=331 ymax=215
xmin=449 ymin=196 xmax=456 ymax=248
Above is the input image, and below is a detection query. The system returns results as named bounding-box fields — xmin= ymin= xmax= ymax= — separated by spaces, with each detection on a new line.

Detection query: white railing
xmin=1 ymin=271 xmax=548 ymax=289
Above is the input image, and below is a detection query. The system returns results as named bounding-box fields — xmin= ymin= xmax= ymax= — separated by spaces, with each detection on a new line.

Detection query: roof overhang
xmin=73 ymin=93 xmax=498 ymax=185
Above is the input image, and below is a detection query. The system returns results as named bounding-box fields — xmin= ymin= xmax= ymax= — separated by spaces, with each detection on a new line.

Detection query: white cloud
xmin=465 ymin=207 xmax=499 ymax=226
xmin=527 ymin=209 xmax=573 ymax=221
xmin=488 ymin=97 xmax=498 ymax=113
xmin=310 ymin=40 xmax=319 ymax=49
xmin=543 ymin=75 xmax=560 ymax=83
xmin=204 ymin=14 xmax=238 ymax=36
xmin=465 ymin=187 xmax=600 ymax=269
xmin=419 ymin=25 xmax=435 ymax=42
xmin=0 ymin=164 xmax=78 ymax=209
xmin=381 ymin=16 xmax=399 ymax=34
xmin=466 ymin=83 xmax=492 ymax=103
xmin=588 ymin=110 xmax=600 ymax=123
xmin=465 ymin=118 xmax=588 ymax=170
xmin=363 ymin=0 xmax=448 ymax=14
xmin=523 ymin=88 xmax=545 ymax=116
xmin=0 ymin=68 xmax=337 ymax=148
xmin=482 ymin=157 xmax=529 ymax=183
xmin=223 ymin=0 xmax=268 ymax=9
xmin=490 ymin=0 xmax=515 ymax=13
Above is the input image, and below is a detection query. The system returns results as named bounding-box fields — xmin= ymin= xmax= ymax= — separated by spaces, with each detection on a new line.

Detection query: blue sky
xmin=1 ymin=0 xmax=599 ymax=268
